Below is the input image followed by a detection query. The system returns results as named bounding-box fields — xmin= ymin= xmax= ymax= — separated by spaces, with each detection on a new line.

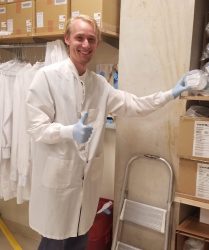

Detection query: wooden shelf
xmin=177 ymin=156 xmax=209 ymax=163
xmin=0 ymin=30 xmax=119 ymax=45
xmin=175 ymin=194 xmax=209 ymax=209
xmin=180 ymin=95 xmax=209 ymax=101
xmin=0 ymin=32 xmax=64 ymax=44
xmin=101 ymin=29 xmax=119 ymax=38
xmin=177 ymin=216 xmax=209 ymax=240
xmin=0 ymin=34 xmax=35 ymax=44
xmin=179 ymin=115 xmax=209 ymax=121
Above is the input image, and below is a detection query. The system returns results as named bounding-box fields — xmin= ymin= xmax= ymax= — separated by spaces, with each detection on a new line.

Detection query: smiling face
xmin=64 ymin=18 xmax=99 ymax=75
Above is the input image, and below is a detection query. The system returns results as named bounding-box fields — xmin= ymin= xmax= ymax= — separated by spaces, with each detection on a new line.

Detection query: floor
xmin=0 ymin=226 xmax=40 ymax=250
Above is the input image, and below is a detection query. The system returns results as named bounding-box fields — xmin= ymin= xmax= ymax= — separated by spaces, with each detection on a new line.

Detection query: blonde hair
xmin=64 ymin=14 xmax=101 ymax=42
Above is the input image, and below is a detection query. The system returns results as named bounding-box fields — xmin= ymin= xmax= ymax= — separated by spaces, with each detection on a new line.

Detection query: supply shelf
xmin=176 ymin=216 xmax=209 ymax=242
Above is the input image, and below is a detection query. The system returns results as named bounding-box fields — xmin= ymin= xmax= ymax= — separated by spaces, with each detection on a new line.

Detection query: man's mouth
xmin=79 ymin=50 xmax=91 ymax=55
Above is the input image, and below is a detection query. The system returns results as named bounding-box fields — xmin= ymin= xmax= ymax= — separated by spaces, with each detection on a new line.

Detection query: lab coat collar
xmin=57 ymin=57 xmax=77 ymax=81
xmin=61 ymin=57 xmax=89 ymax=83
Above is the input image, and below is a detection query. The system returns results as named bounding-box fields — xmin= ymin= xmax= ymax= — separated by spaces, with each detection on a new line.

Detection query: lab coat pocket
xmin=42 ymin=157 xmax=73 ymax=189
xmin=85 ymin=109 xmax=97 ymax=124
xmin=90 ymin=155 xmax=103 ymax=182
xmin=86 ymin=108 xmax=102 ymax=129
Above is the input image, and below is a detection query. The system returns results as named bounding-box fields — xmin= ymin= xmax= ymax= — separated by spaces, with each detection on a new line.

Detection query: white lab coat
xmin=0 ymin=61 xmax=26 ymax=200
xmin=26 ymin=58 xmax=173 ymax=239
xmin=11 ymin=62 xmax=44 ymax=204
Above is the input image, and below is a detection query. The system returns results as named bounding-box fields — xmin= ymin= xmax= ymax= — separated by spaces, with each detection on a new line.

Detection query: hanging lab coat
xmin=0 ymin=61 xmax=26 ymax=200
xmin=11 ymin=62 xmax=44 ymax=204
xmin=26 ymin=58 xmax=173 ymax=239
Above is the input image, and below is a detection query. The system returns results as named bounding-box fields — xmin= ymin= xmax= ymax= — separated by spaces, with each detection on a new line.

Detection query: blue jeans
xmin=38 ymin=233 xmax=88 ymax=250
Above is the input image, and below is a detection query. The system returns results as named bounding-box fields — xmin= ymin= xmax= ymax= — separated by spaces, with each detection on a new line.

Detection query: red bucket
xmin=86 ymin=198 xmax=113 ymax=250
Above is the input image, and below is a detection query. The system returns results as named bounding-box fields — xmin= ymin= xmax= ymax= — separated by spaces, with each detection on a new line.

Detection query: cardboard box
xmin=71 ymin=0 xmax=120 ymax=35
xmin=177 ymin=158 xmax=209 ymax=201
xmin=0 ymin=4 xmax=6 ymax=31
xmin=35 ymin=0 xmax=70 ymax=35
xmin=200 ymin=208 xmax=209 ymax=224
xmin=6 ymin=1 xmax=34 ymax=36
xmin=178 ymin=116 xmax=209 ymax=161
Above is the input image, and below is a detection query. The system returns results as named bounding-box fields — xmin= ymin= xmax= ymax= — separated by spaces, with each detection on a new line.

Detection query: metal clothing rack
xmin=0 ymin=43 xmax=47 ymax=62
xmin=0 ymin=43 xmax=47 ymax=49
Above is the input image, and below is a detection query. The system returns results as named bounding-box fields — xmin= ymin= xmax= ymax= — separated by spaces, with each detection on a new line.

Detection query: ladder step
xmin=116 ymin=241 xmax=143 ymax=250
xmin=120 ymin=199 xmax=167 ymax=233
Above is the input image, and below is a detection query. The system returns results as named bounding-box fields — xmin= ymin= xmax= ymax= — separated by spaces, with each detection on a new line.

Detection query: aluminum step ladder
xmin=111 ymin=154 xmax=174 ymax=250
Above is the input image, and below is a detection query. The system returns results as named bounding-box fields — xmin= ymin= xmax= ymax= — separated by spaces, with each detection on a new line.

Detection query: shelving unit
xmin=176 ymin=93 xmax=209 ymax=249
xmin=175 ymin=1 xmax=209 ymax=248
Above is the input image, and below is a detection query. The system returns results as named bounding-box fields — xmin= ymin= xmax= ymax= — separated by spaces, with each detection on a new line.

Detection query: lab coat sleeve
xmin=107 ymin=84 xmax=174 ymax=117
xmin=26 ymin=69 xmax=72 ymax=144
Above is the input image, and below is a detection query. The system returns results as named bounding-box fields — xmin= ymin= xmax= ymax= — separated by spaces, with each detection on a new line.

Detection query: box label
xmin=36 ymin=12 xmax=44 ymax=28
xmin=59 ymin=14 xmax=66 ymax=22
xmin=0 ymin=7 xmax=6 ymax=14
xmin=193 ymin=121 xmax=209 ymax=158
xmin=59 ymin=23 xmax=64 ymax=30
xmin=1 ymin=21 xmax=6 ymax=28
xmin=54 ymin=0 xmax=67 ymax=5
xmin=94 ymin=12 xmax=101 ymax=27
xmin=7 ymin=19 xmax=13 ymax=32
xmin=196 ymin=163 xmax=209 ymax=200
xmin=71 ymin=10 xmax=79 ymax=18
xmin=26 ymin=19 xmax=32 ymax=32
xmin=21 ymin=1 xmax=32 ymax=9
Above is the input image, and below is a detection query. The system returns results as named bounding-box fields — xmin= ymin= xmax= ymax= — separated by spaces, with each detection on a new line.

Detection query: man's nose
xmin=82 ymin=39 xmax=90 ymax=47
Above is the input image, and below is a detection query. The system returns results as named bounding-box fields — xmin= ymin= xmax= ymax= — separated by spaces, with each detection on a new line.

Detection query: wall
xmin=114 ymin=1 xmax=195 ymax=249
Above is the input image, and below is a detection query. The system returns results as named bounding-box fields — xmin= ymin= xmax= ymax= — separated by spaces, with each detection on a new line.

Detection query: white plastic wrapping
xmin=184 ymin=70 xmax=208 ymax=91
xmin=183 ymin=238 xmax=204 ymax=250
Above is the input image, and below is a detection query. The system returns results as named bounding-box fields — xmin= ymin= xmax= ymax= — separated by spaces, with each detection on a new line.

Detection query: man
xmin=26 ymin=15 xmax=189 ymax=250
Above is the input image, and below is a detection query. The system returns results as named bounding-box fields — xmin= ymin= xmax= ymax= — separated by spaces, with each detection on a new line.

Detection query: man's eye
xmin=89 ymin=38 xmax=96 ymax=43
xmin=77 ymin=36 xmax=83 ymax=41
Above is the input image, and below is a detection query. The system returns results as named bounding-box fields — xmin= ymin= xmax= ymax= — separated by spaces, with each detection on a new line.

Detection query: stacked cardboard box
xmin=1 ymin=0 xmax=120 ymax=38
xmin=177 ymin=158 xmax=209 ymax=200
xmin=71 ymin=0 xmax=120 ymax=35
xmin=178 ymin=116 xmax=209 ymax=161
xmin=177 ymin=116 xmax=209 ymax=202
xmin=35 ymin=0 xmax=70 ymax=35
xmin=6 ymin=0 xmax=34 ymax=36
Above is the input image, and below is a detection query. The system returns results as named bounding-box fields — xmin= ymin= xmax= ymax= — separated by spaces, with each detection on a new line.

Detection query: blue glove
xmin=73 ymin=112 xmax=93 ymax=144
xmin=172 ymin=77 xmax=190 ymax=98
